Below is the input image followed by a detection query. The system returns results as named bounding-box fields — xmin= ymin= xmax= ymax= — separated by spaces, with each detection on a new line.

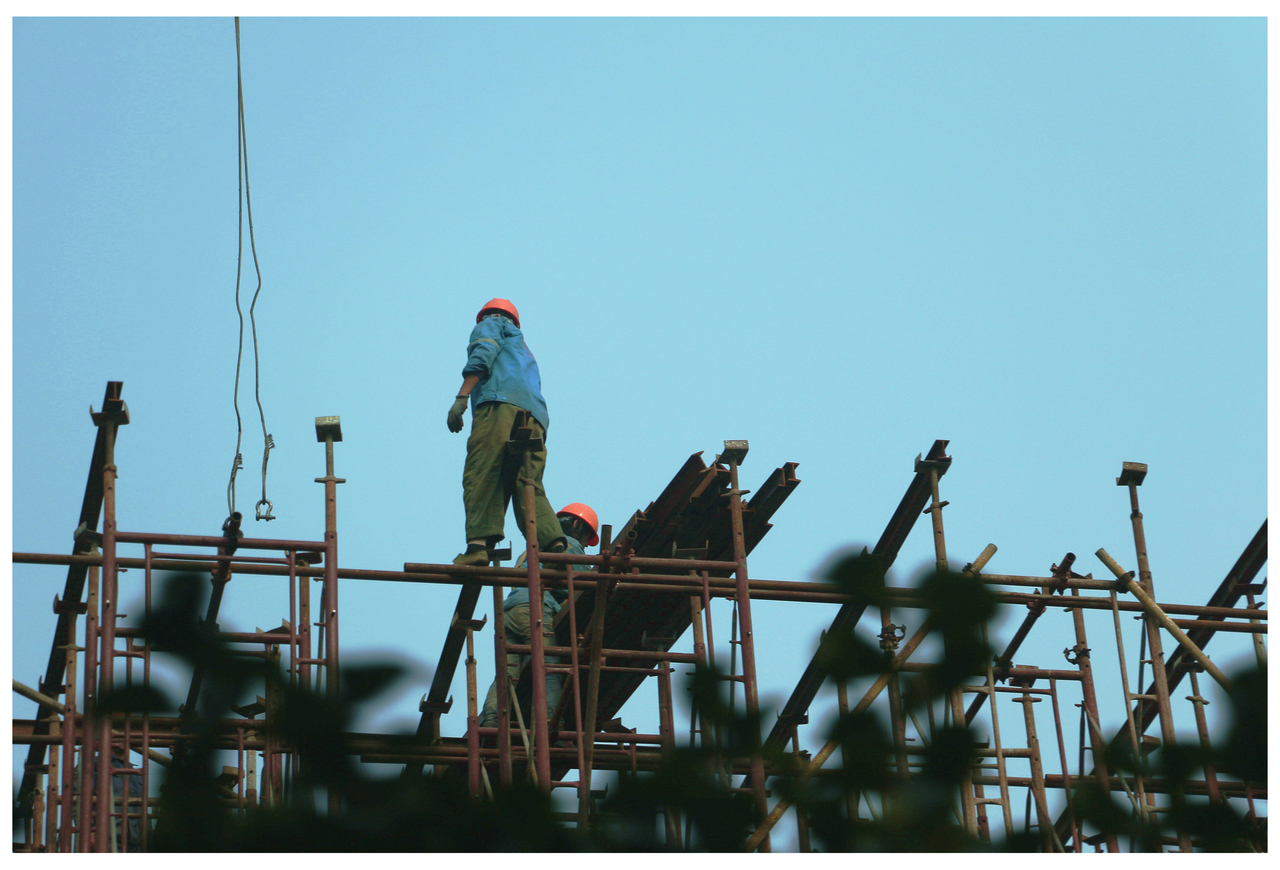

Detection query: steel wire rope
xmin=226 ymin=16 xmax=275 ymax=521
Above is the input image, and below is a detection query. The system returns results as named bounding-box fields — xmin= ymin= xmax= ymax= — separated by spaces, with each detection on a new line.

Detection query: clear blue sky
xmin=9 ymin=16 xmax=1268 ymax=844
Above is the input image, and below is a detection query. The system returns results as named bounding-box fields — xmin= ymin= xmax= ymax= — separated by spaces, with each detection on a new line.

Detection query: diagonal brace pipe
xmin=743 ymin=617 xmax=934 ymax=851
xmin=1096 ymin=548 xmax=1233 ymax=692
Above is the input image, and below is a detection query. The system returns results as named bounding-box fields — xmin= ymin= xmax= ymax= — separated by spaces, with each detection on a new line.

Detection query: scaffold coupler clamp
xmin=1047 ymin=552 xmax=1077 ymax=594
xmin=878 ymin=623 xmax=905 ymax=652
xmin=1064 ymin=643 xmax=1089 ymax=666
xmin=1112 ymin=570 xmax=1136 ymax=593
xmin=222 ymin=512 xmax=244 ymax=548
xmin=993 ymin=654 xmax=1013 ymax=683
xmin=1026 ymin=593 xmax=1047 ymax=616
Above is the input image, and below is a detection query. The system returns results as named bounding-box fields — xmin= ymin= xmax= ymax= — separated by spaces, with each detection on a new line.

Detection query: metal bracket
xmin=673 ymin=545 xmax=708 ymax=560
xmin=38 ymin=680 xmax=66 ymax=699
xmin=89 ymin=390 xmax=130 ymax=428
xmin=73 ymin=522 xmax=103 ymax=549
xmin=913 ymin=453 xmax=952 ymax=473
xmin=719 ymin=440 xmax=749 ymax=466
xmin=1116 ymin=461 xmax=1147 ymax=487
xmin=419 ymin=695 xmax=454 ymax=716
xmin=775 ymin=710 xmax=810 ymax=728
xmin=53 ymin=594 xmax=88 ymax=616
xmin=314 ymin=416 xmax=343 ymax=443
xmin=455 ymin=614 xmax=489 ymax=633
xmin=233 ymin=697 xmax=267 ymax=718
xmin=641 ymin=631 xmax=677 ymax=651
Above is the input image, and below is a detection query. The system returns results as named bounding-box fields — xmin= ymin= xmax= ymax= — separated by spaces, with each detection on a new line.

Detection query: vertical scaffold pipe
xmin=141 ymin=546 xmax=154 ymax=852
xmin=1095 ymin=550 xmax=1233 ymax=692
xmin=78 ymin=560 xmax=100 ymax=851
xmin=723 ymin=444 xmax=769 ymax=852
xmin=314 ymin=417 xmax=344 ymax=815
xmin=522 ymin=481 xmax=552 ymax=791
xmin=834 ymin=677 xmax=859 ymax=824
xmin=94 ymin=420 xmax=120 ymax=851
xmin=564 ymin=567 xmax=591 ymax=828
xmin=922 ymin=459 xmax=979 ymax=837
xmin=1186 ymin=668 xmax=1222 ymax=806
xmin=1245 ymin=591 xmax=1267 ymax=668
xmin=743 ymin=617 xmax=935 ymax=851
xmin=493 ymin=582 xmax=512 ymax=787
xmin=44 ymin=700 xmax=59 ymax=852
xmin=465 ymin=626 xmax=481 ymax=798
xmin=1121 ymin=472 xmax=1190 ymax=853
xmin=58 ymin=604 xmax=82 ymax=852
xmin=580 ymin=524 xmax=612 ymax=807
xmin=1066 ymin=588 xmax=1119 ymax=852
xmin=1012 ymin=683 xmax=1058 ymax=852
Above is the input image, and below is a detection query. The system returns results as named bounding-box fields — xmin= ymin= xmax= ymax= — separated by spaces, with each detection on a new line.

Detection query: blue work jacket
xmin=506 ymin=535 xmax=585 ymax=613
xmin=463 ymin=316 xmax=550 ymax=432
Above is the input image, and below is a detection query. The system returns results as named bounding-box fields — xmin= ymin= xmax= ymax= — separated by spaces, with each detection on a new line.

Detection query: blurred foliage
xmin=21 ymin=568 xmax=1267 ymax=852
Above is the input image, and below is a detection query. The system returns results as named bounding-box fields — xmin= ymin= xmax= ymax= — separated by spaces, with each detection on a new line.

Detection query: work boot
xmin=452 ymin=544 xmax=489 ymax=566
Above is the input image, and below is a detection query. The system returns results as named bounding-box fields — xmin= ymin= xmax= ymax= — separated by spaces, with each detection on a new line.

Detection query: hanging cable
xmin=227 ymin=16 xmax=275 ymax=521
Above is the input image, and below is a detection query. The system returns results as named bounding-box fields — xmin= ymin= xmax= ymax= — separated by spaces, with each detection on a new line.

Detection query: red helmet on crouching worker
xmin=557 ymin=502 xmax=599 ymax=547
xmin=476 ymin=298 xmax=520 ymax=328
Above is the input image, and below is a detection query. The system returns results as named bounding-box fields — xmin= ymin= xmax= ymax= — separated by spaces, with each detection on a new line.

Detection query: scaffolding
xmin=12 ymin=382 xmax=1268 ymax=851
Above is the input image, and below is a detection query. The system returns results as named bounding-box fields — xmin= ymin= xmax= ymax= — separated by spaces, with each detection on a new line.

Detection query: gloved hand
xmin=447 ymin=395 xmax=470 ymax=433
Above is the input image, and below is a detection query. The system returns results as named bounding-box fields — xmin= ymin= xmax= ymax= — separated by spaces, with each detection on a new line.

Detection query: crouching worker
xmin=478 ymin=503 xmax=600 ymax=731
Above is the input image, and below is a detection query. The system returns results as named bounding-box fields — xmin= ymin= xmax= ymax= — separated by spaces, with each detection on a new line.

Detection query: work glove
xmin=447 ymin=395 xmax=470 ymax=433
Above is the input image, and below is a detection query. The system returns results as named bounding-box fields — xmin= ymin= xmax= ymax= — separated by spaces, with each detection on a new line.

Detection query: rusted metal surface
xmin=522 ymin=481 xmax=553 ymax=791
xmin=12 ymin=392 xmax=1267 ymax=851
xmin=1111 ymin=521 xmax=1267 ymax=754
xmin=17 ymin=382 xmax=122 ymax=815
xmin=722 ymin=445 xmax=770 ymax=851
xmin=764 ymin=439 xmax=949 ymax=753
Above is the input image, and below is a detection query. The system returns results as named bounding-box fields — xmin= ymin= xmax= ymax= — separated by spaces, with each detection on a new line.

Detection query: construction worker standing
xmin=478 ymin=503 xmax=599 ymax=731
xmin=447 ymin=299 xmax=567 ymax=566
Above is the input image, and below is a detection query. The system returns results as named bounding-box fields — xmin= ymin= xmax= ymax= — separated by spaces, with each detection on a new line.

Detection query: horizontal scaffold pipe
xmin=11 ymin=717 xmax=673 ymax=752
xmin=11 ymin=717 xmax=1262 ymax=800
xmin=113 ymin=530 xmax=328 ymax=551
xmin=13 ymin=552 xmax=1268 ymax=623
xmin=503 ymin=643 xmax=704 ymax=663
xmin=795 ymin=766 xmax=1262 ymax=800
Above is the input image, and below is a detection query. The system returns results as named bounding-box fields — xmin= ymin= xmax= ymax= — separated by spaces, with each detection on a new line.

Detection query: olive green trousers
xmin=462 ymin=401 xmax=562 ymax=549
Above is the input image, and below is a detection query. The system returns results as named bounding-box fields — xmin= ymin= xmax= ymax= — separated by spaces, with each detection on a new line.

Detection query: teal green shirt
xmin=506 ymin=535 xmax=585 ymax=613
xmin=463 ymin=316 xmax=550 ymax=433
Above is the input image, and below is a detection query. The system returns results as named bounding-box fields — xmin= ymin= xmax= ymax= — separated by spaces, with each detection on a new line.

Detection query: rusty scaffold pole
xmin=12 ymin=400 xmax=1267 ymax=852
xmin=522 ymin=481 xmax=553 ymax=791
xmin=720 ymin=440 xmax=770 ymax=851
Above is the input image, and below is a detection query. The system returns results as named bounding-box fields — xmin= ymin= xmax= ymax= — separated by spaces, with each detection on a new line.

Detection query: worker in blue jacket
xmin=447 ymin=299 xmax=567 ymax=566
xmin=478 ymin=503 xmax=599 ymax=731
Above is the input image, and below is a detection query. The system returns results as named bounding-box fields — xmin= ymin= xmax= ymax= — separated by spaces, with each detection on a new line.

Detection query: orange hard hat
xmin=476 ymin=298 xmax=520 ymax=328
xmin=557 ymin=502 xmax=599 ymax=546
